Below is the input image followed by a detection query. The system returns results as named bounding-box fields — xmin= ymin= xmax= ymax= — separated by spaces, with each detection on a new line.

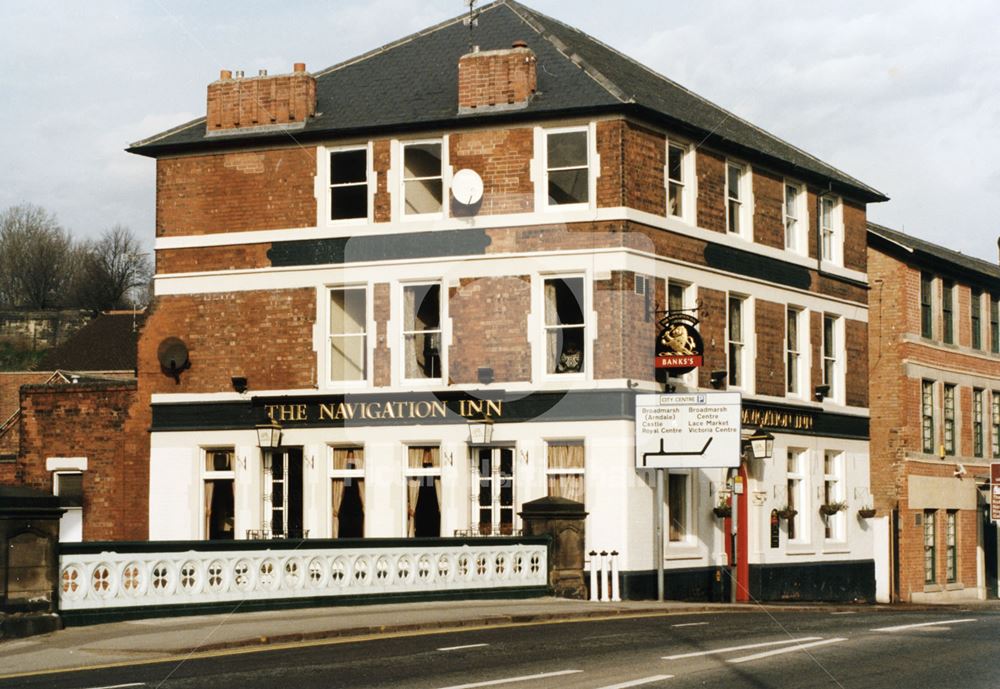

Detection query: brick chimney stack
xmin=206 ymin=63 xmax=316 ymax=132
xmin=458 ymin=40 xmax=537 ymax=112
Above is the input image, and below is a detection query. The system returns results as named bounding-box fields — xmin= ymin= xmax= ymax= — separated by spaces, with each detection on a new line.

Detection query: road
xmin=3 ymin=607 xmax=998 ymax=689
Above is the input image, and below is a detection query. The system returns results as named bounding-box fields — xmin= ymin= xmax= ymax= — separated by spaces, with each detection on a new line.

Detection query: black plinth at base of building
xmin=0 ymin=612 xmax=63 ymax=638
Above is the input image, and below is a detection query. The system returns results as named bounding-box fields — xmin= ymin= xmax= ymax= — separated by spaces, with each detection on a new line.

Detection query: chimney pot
xmin=235 ymin=69 xmax=244 ymax=78
xmin=512 ymin=39 xmax=528 ymax=48
xmin=219 ymin=69 xmax=232 ymax=80
xmin=294 ymin=62 xmax=306 ymax=73
xmin=258 ymin=69 xmax=268 ymax=77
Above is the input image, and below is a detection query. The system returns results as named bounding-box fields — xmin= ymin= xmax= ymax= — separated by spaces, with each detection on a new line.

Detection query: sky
xmin=1 ymin=0 xmax=998 ymax=261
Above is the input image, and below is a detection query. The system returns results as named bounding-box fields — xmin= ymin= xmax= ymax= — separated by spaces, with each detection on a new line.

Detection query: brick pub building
xmin=868 ymin=223 xmax=1000 ymax=602
xmin=124 ymin=1 xmax=885 ymax=600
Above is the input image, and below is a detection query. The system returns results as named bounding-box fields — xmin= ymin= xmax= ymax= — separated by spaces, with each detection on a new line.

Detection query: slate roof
xmin=128 ymin=0 xmax=886 ymax=202
xmin=868 ymin=222 xmax=1000 ymax=284
xmin=35 ymin=311 xmax=145 ymax=373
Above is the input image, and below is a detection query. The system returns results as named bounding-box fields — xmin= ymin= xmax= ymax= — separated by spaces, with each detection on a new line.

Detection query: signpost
xmin=635 ymin=392 xmax=742 ymax=600
xmin=991 ymin=463 xmax=1000 ymax=523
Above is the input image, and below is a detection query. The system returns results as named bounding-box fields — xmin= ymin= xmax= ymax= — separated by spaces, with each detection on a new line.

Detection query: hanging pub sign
xmin=655 ymin=311 xmax=704 ymax=375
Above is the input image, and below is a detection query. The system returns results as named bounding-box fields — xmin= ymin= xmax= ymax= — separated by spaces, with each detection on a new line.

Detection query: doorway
xmin=263 ymin=447 xmax=304 ymax=538
xmin=471 ymin=447 xmax=515 ymax=535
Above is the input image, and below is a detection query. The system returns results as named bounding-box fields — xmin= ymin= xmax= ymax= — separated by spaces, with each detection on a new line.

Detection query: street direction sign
xmin=635 ymin=392 xmax=742 ymax=469
xmin=991 ymin=463 xmax=1000 ymax=522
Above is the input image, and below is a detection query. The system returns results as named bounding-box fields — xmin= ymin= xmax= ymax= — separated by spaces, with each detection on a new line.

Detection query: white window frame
xmin=821 ymin=313 xmax=844 ymax=404
xmin=404 ymin=444 xmax=443 ymax=537
xmin=666 ymin=279 xmax=697 ymax=387
xmin=819 ymin=195 xmax=844 ymax=266
xmin=726 ymin=293 xmax=754 ymax=391
xmin=201 ymin=446 xmax=236 ymax=541
xmin=540 ymin=125 xmax=594 ymax=211
xmin=399 ymin=138 xmax=449 ymax=220
xmin=665 ymin=139 xmax=693 ymax=223
xmin=545 ymin=439 xmax=585 ymax=503
xmin=783 ymin=180 xmax=807 ymax=254
xmin=537 ymin=272 xmax=591 ymax=382
xmin=319 ymin=142 xmax=374 ymax=227
xmin=786 ymin=448 xmax=809 ymax=544
xmin=665 ymin=469 xmax=695 ymax=548
xmin=328 ymin=444 xmax=366 ymax=538
xmin=922 ymin=380 xmax=937 ymax=455
xmin=325 ymin=284 xmax=373 ymax=389
xmin=725 ymin=160 xmax=752 ymax=239
xmin=786 ymin=306 xmax=808 ymax=399
xmin=397 ymin=280 xmax=447 ymax=386
xmin=822 ymin=450 xmax=845 ymax=543
xmin=53 ymin=470 xmax=84 ymax=543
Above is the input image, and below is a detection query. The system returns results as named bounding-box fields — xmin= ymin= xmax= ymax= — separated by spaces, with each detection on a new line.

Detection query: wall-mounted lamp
xmin=814 ymin=384 xmax=830 ymax=402
xmin=468 ymin=417 xmax=494 ymax=446
xmin=477 ymin=367 xmax=495 ymax=385
xmin=743 ymin=428 xmax=775 ymax=461
xmin=231 ymin=376 xmax=248 ymax=394
xmin=710 ymin=370 xmax=727 ymax=389
xmin=256 ymin=420 xmax=282 ymax=448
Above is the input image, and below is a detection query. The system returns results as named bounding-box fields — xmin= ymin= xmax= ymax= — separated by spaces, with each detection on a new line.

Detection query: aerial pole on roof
xmin=465 ymin=0 xmax=481 ymax=52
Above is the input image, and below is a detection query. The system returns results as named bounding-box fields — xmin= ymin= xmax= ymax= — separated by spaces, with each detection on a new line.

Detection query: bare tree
xmin=0 ymin=203 xmax=73 ymax=308
xmin=72 ymin=225 xmax=153 ymax=311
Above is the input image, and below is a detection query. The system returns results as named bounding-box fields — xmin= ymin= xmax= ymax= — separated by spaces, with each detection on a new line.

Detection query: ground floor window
xmin=407 ymin=446 xmax=441 ymax=537
xmin=203 ymin=448 xmax=235 ymax=540
xmin=331 ymin=447 xmax=365 ymax=538
xmin=262 ymin=448 xmax=304 ymax=538
xmin=546 ymin=441 xmax=584 ymax=503
xmin=667 ymin=472 xmax=689 ymax=543
xmin=924 ymin=509 xmax=937 ymax=584
xmin=54 ymin=471 xmax=84 ymax=543
xmin=945 ymin=510 xmax=957 ymax=583
xmin=471 ymin=446 xmax=514 ymax=535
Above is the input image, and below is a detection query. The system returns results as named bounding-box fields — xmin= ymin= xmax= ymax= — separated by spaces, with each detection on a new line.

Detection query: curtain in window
xmin=331 ymin=479 xmax=345 ymax=538
xmin=547 ymin=442 xmax=584 ymax=503
xmin=204 ymin=481 xmax=214 ymax=539
xmin=332 ymin=448 xmax=364 ymax=538
xmin=407 ymin=447 xmax=439 ymax=536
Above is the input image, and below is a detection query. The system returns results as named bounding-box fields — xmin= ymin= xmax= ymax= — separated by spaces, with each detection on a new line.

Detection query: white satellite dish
xmin=451 ymin=168 xmax=484 ymax=206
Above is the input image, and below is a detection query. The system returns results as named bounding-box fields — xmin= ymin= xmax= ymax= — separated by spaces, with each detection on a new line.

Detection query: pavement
xmin=2 ymin=596 xmax=999 ymax=679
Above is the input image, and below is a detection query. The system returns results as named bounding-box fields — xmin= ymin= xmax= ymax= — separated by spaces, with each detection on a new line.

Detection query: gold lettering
xmin=431 ymin=401 xmax=447 ymax=418
xmin=467 ymin=399 xmax=483 ymax=417
xmin=278 ymin=405 xmax=296 ymax=422
xmin=296 ymin=404 xmax=307 ymax=421
xmin=319 ymin=403 xmax=335 ymax=420
xmin=485 ymin=400 xmax=502 ymax=417
xmin=414 ymin=401 xmax=431 ymax=418
xmin=265 ymin=405 xmax=279 ymax=421
xmin=382 ymin=402 xmax=396 ymax=418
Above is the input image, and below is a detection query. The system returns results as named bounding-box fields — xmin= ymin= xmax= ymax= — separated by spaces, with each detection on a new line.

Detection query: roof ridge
xmin=500 ymin=0 xmax=630 ymax=104
xmin=507 ymin=1 xmax=883 ymax=198
xmin=314 ymin=2 xmax=504 ymax=79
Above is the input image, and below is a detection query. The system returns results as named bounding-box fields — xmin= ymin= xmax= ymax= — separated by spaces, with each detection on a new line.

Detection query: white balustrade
xmin=58 ymin=543 xmax=547 ymax=612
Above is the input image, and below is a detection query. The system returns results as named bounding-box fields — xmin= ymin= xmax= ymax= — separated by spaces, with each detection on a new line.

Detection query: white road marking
xmin=82 ymin=684 xmax=146 ymax=689
xmin=594 ymin=675 xmax=674 ymax=688
xmin=830 ymin=611 xmax=856 ymax=615
xmin=727 ymin=637 xmax=847 ymax=664
xmin=671 ymin=622 xmax=709 ymax=627
xmin=871 ymin=618 xmax=977 ymax=632
xmin=438 ymin=643 xmax=490 ymax=652
xmin=437 ymin=669 xmax=582 ymax=689
xmin=662 ymin=636 xmax=823 ymax=660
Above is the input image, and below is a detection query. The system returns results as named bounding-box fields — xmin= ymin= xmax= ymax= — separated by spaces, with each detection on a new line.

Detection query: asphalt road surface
xmin=3 ymin=607 xmax=999 ymax=689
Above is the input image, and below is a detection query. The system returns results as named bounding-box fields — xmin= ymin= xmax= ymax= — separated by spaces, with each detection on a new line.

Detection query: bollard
xmin=599 ymin=551 xmax=610 ymax=602
xmin=610 ymin=550 xmax=621 ymax=602
xmin=588 ymin=550 xmax=598 ymax=601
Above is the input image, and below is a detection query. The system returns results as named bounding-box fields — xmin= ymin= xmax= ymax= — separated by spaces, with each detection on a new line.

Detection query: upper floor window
xmin=786 ymin=307 xmax=806 ymax=398
xmin=545 ymin=128 xmax=590 ymax=207
xmin=402 ymin=283 xmax=444 ymax=382
xmin=403 ymin=141 xmax=445 ymax=216
xmin=822 ymin=314 xmax=842 ymax=402
xmin=329 ymin=147 xmax=369 ymax=221
xmin=666 ymin=141 xmax=691 ymax=220
xmin=972 ymin=288 xmax=983 ymax=350
xmin=922 ymin=380 xmax=936 ymax=454
xmin=974 ymin=388 xmax=985 ymax=458
xmin=942 ymin=280 xmax=955 ymax=344
xmin=943 ymin=384 xmax=956 ymax=455
xmin=819 ymin=196 xmax=842 ymax=264
xmin=727 ymin=294 xmax=750 ymax=388
xmin=920 ymin=273 xmax=933 ymax=339
xmin=329 ymin=287 xmax=368 ymax=384
xmin=991 ymin=295 xmax=1000 ymax=354
xmin=544 ymin=276 xmax=586 ymax=375
xmin=784 ymin=182 xmax=805 ymax=252
xmin=993 ymin=391 xmax=1000 ymax=459
xmin=726 ymin=162 xmax=749 ymax=236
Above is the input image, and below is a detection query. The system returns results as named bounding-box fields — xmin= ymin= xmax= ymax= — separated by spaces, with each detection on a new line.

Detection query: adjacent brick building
xmin=122 ymin=0 xmax=885 ymax=600
xmin=868 ymin=223 xmax=999 ymax=602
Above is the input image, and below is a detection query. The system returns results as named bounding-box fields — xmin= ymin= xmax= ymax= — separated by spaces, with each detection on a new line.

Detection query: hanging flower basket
xmin=819 ymin=501 xmax=848 ymax=516
xmin=857 ymin=507 xmax=877 ymax=519
xmin=712 ymin=504 xmax=732 ymax=518
xmin=777 ymin=507 xmax=798 ymax=520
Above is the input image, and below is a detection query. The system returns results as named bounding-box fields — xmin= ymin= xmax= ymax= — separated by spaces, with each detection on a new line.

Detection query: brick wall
xmin=157 ymin=243 xmax=271 ymax=274
xmin=457 ymin=46 xmax=536 ymax=110
xmin=156 ymin=147 xmax=316 ymax=237
xmin=16 ymin=382 xmax=138 ymax=541
xmin=755 ymin=299 xmax=785 ymax=396
xmin=697 ymin=288 xmax=727 ymax=388
xmin=373 ymin=140 xmax=392 ymax=223
xmin=696 ymin=149 xmax=726 ymax=233
xmin=0 ymin=372 xmax=53 ymax=463
xmin=622 ymin=122 xmax=666 ymax=216
xmin=846 ymin=319 xmax=869 ymax=407
xmin=373 ymin=283 xmax=391 ymax=387
xmin=450 ymin=128 xmax=533 ymax=215
xmin=596 ymin=121 xmax=623 ymax=208
xmin=752 ymin=168 xmax=784 ymax=250
xmin=842 ymin=200 xmax=867 ymax=273
xmin=449 ymin=276 xmax=531 ymax=384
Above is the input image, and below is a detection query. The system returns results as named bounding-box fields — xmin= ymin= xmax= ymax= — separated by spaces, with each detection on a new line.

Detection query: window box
xmin=857 ymin=507 xmax=877 ymax=519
